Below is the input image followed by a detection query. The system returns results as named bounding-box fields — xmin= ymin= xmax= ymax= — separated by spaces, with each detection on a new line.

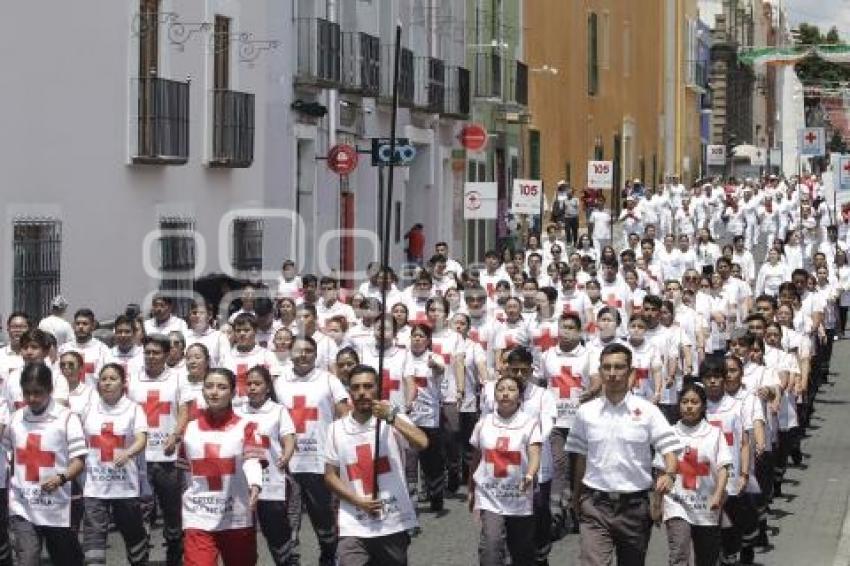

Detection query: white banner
xmin=587 ymin=161 xmax=613 ymax=189
xmin=463 ymin=182 xmax=498 ymax=219
xmin=511 ymin=179 xmax=543 ymax=216
xmin=706 ymin=145 xmax=726 ymax=166
xmin=799 ymin=127 xmax=826 ymax=157
xmin=751 ymin=147 xmax=767 ymax=166
xmin=769 ymin=148 xmax=782 ymax=168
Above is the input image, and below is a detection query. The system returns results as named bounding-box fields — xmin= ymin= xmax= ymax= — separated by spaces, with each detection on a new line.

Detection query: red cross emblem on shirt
xmin=533 ymin=328 xmax=557 ymax=351
xmin=605 ymin=294 xmax=623 ymax=308
xmin=412 ymin=375 xmax=429 ymax=389
xmin=484 ymin=437 xmax=522 ymax=478
xmin=16 ymin=433 xmax=56 ymax=482
xmin=83 ymin=361 xmax=96 ymax=382
xmin=485 ymin=282 xmax=496 ymax=299
xmin=633 ymin=368 xmax=650 ymax=388
xmin=552 ymin=366 xmax=582 ymax=399
xmin=503 ymin=334 xmax=518 ymax=349
xmin=236 ymin=364 xmax=250 ymax=397
xmin=346 ymin=444 xmax=391 ymax=497
xmin=289 ymin=395 xmax=319 ymax=433
xmin=191 ymin=443 xmax=236 ymax=491
xmin=142 ymin=390 xmax=172 ymax=428
xmin=410 ymin=310 xmax=430 ymax=326
xmin=561 ymin=302 xmax=577 ymax=316
xmin=678 ymin=447 xmax=711 ymax=490
xmin=187 ymin=399 xmax=202 ymax=421
xmin=432 ymin=342 xmax=451 ymax=365
xmin=469 ymin=328 xmax=488 ymax=350
xmin=380 ymin=369 xmax=401 ymax=401
xmin=708 ymin=420 xmax=734 ymax=446
xmin=91 ymin=422 xmax=126 ymax=462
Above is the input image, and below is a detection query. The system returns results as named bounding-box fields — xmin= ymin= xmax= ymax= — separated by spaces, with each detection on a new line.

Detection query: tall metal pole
xmin=374 ymin=23 xmax=403 ymax=501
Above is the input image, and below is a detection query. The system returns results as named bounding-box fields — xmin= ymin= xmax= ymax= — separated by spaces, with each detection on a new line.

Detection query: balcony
xmin=442 ymin=66 xmax=470 ymax=118
xmin=474 ymin=52 xmax=502 ymax=100
xmin=379 ymin=45 xmax=414 ymax=107
xmin=341 ymin=32 xmax=380 ymax=96
xmin=294 ymin=17 xmax=341 ymax=89
xmin=210 ymin=90 xmax=255 ymax=168
xmin=414 ymin=57 xmax=445 ymax=113
xmin=507 ymin=60 xmax=528 ymax=106
xmin=131 ymin=77 xmax=190 ymax=165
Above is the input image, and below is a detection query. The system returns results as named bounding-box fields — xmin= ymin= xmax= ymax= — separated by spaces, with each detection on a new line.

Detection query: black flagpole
xmin=374 ymin=23 xmax=402 ymax=501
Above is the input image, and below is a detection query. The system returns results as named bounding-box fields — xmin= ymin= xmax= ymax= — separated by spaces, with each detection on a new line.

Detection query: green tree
xmin=829 ymin=131 xmax=848 ymax=154
xmin=794 ymin=23 xmax=850 ymax=85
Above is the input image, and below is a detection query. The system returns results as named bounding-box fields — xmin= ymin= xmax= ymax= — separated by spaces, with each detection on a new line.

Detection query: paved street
xmin=122 ymin=340 xmax=850 ymax=565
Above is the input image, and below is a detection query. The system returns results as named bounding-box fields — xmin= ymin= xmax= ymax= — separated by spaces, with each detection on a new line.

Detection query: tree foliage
xmin=794 ymin=23 xmax=850 ymax=84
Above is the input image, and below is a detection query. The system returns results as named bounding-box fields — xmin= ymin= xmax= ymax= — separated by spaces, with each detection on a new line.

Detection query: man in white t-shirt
xmin=589 ymin=199 xmax=612 ymax=257
xmin=324 ymin=365 xmax=427 ymax=566
xmin=143 ymin=295 xmax=188 ymax=336
xmin=37 ymin=295 xmax=74 ymax=346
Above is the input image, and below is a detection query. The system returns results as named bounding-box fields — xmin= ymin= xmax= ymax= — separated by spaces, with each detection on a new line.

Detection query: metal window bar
xmin=379 ymin=45 xmax=414 ymax=106
xmin=133 ymin=77 xmax=190 ymax=164
xmin=341 ymin=32 xmax=380 ymax=96
xmin=295 ymin=18 xmax=341 ymax=86
xmin=211 ymin=89 xmax=255 ymax=167
xmin=159 ymin=219 xmax=195 ymax=318
xmin=13 ymin=220 xmax=61 ymax=320
xmin=232 ymin=218 xmax=264 ymax=273
xmin=427 ymin=57 xmax=445 ymax=113
xmin=474 ymin=52 xmax=502 ymax=99
xmin=510 ymin=60 xmax=528 ymax=106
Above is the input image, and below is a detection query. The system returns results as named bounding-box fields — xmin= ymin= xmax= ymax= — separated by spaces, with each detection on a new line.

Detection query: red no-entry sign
xmin=327 ymin=144 xmax=359 ymax=176
xmin=460 ymin=124 xmax=488 ymax=152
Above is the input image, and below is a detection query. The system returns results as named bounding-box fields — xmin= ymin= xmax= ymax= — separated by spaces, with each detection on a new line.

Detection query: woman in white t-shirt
xmin=655 ymin=381 xmax=731 ymax=566
xmin=469 ymin=374 xmax=542 ymax=566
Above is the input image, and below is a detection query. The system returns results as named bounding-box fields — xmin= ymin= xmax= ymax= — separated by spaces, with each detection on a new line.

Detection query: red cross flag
xmin=799 ymin=128 xmax=825 ymax=157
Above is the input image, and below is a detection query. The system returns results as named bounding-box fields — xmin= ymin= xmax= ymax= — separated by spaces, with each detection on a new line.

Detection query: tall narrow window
xmin=587 ymin=13 xmax=599 ymax=96
xmin=214 ymin=16 xmax=230 ymax=90
xmin=13 ymin=220 xmax=62 ymax=319
xmin=159 ymin=218 xmax=195 ymax=318
xmin=623 ymin=20 xmax=632 ymax=78
xmin=139 ymin=0 xmax=159 ymax=78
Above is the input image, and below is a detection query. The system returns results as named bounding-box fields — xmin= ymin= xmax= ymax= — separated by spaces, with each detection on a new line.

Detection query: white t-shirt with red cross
xmin=541 ymin=344 xmax=592 ymax=429
xmin=358 ymin=343 xmax=408 ymax=409
xmin=3 ymin=400 xmax=87 ymax=527
xmin=404 ymin=350 xmax=443 ymax=429
xmin=58 ymin=338 xmax=111 ymax=384
xmin=430 ymin=328 xmax=464 ymax=404
xmin=625 ymin=340 xmax=662 ymax=400
xmin=274 ymin=367 xmax=348 ymax=474
xmin=5 ymin=366 xmax=70 ymax=411
xmin=108 ymin=345 xmax=144 ymax=377
xmin=707 ymin=393 xmax=761 ymax=495
xmin=236 ymin=399 xmax=295 ymax=501
xmin=471 ymin=411 xmax=542 ymax=516
xmin=182 ymin=410 xmax=264 ymax=531
xmin=220 ymin=345 xmax=280 ymax=408
xmin=177 ymin=375 xmax=207 ymax=424
xmin=183 ymin=327 xmax=230 ymax=366
xmin=126 ymin=367 xmax=181 ymax=462
xmin=657 ymin=420 xmax=731 ymax=526
xmin=324 ymin=414 xmax=417 ymax=538
xmin=81 ymin=396 xmax=147 ymax=499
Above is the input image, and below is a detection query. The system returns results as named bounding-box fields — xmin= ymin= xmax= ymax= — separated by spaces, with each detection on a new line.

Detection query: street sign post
xmin=464 ymin=182 xmax=498 ymax=219
xmin=799 ymin=127 xmax=826 ymax=157
xmin=511 ymin=179 xmax=543 ymax=215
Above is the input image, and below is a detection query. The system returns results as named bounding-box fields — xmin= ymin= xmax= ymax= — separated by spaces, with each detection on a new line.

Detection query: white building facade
xmin=0 ymin=0 xmax=471 ymax=320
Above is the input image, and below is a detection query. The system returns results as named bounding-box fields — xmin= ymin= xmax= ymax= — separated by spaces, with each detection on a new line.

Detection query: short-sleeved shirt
xmin=566 ymin=392 xmax=682 ymax=492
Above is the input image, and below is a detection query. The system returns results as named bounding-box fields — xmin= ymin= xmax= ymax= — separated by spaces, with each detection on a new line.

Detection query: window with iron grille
xmin=13 ymin=220 xmax=62 ymax=320
xmin=360 ymin=33 xmax=380 ymax=95
xmin=427 ymin=58 xmax=445 ymax=113
xmin=317 ymin=19 xmax=341 ymax=83
xmin=514 ymin=61 xmax=528 ymax=106
xmin=232 ymin=218 xmax=264 ymax=274
xmin=399 ymin=48 xmax=415 ymax=106
xmin=458 ymin=67 xmax=470 ymax=115
xmin=159 ymin=218 xmax=195 ymax=317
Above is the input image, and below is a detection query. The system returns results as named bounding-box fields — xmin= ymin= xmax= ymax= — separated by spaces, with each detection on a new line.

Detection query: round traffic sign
xmin=460 ymin=124 xmax=488 ymax=152
xmin=327 ymin=144 xmax=358 ymax=175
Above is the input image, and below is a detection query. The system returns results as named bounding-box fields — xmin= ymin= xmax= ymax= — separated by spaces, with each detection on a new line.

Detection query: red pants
xmin=184 ymin=527 xmax=257 ymax=566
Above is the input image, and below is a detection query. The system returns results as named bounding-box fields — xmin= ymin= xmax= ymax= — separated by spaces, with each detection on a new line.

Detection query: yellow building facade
xmin=525 ymin=0 xmax=701 ymax=213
